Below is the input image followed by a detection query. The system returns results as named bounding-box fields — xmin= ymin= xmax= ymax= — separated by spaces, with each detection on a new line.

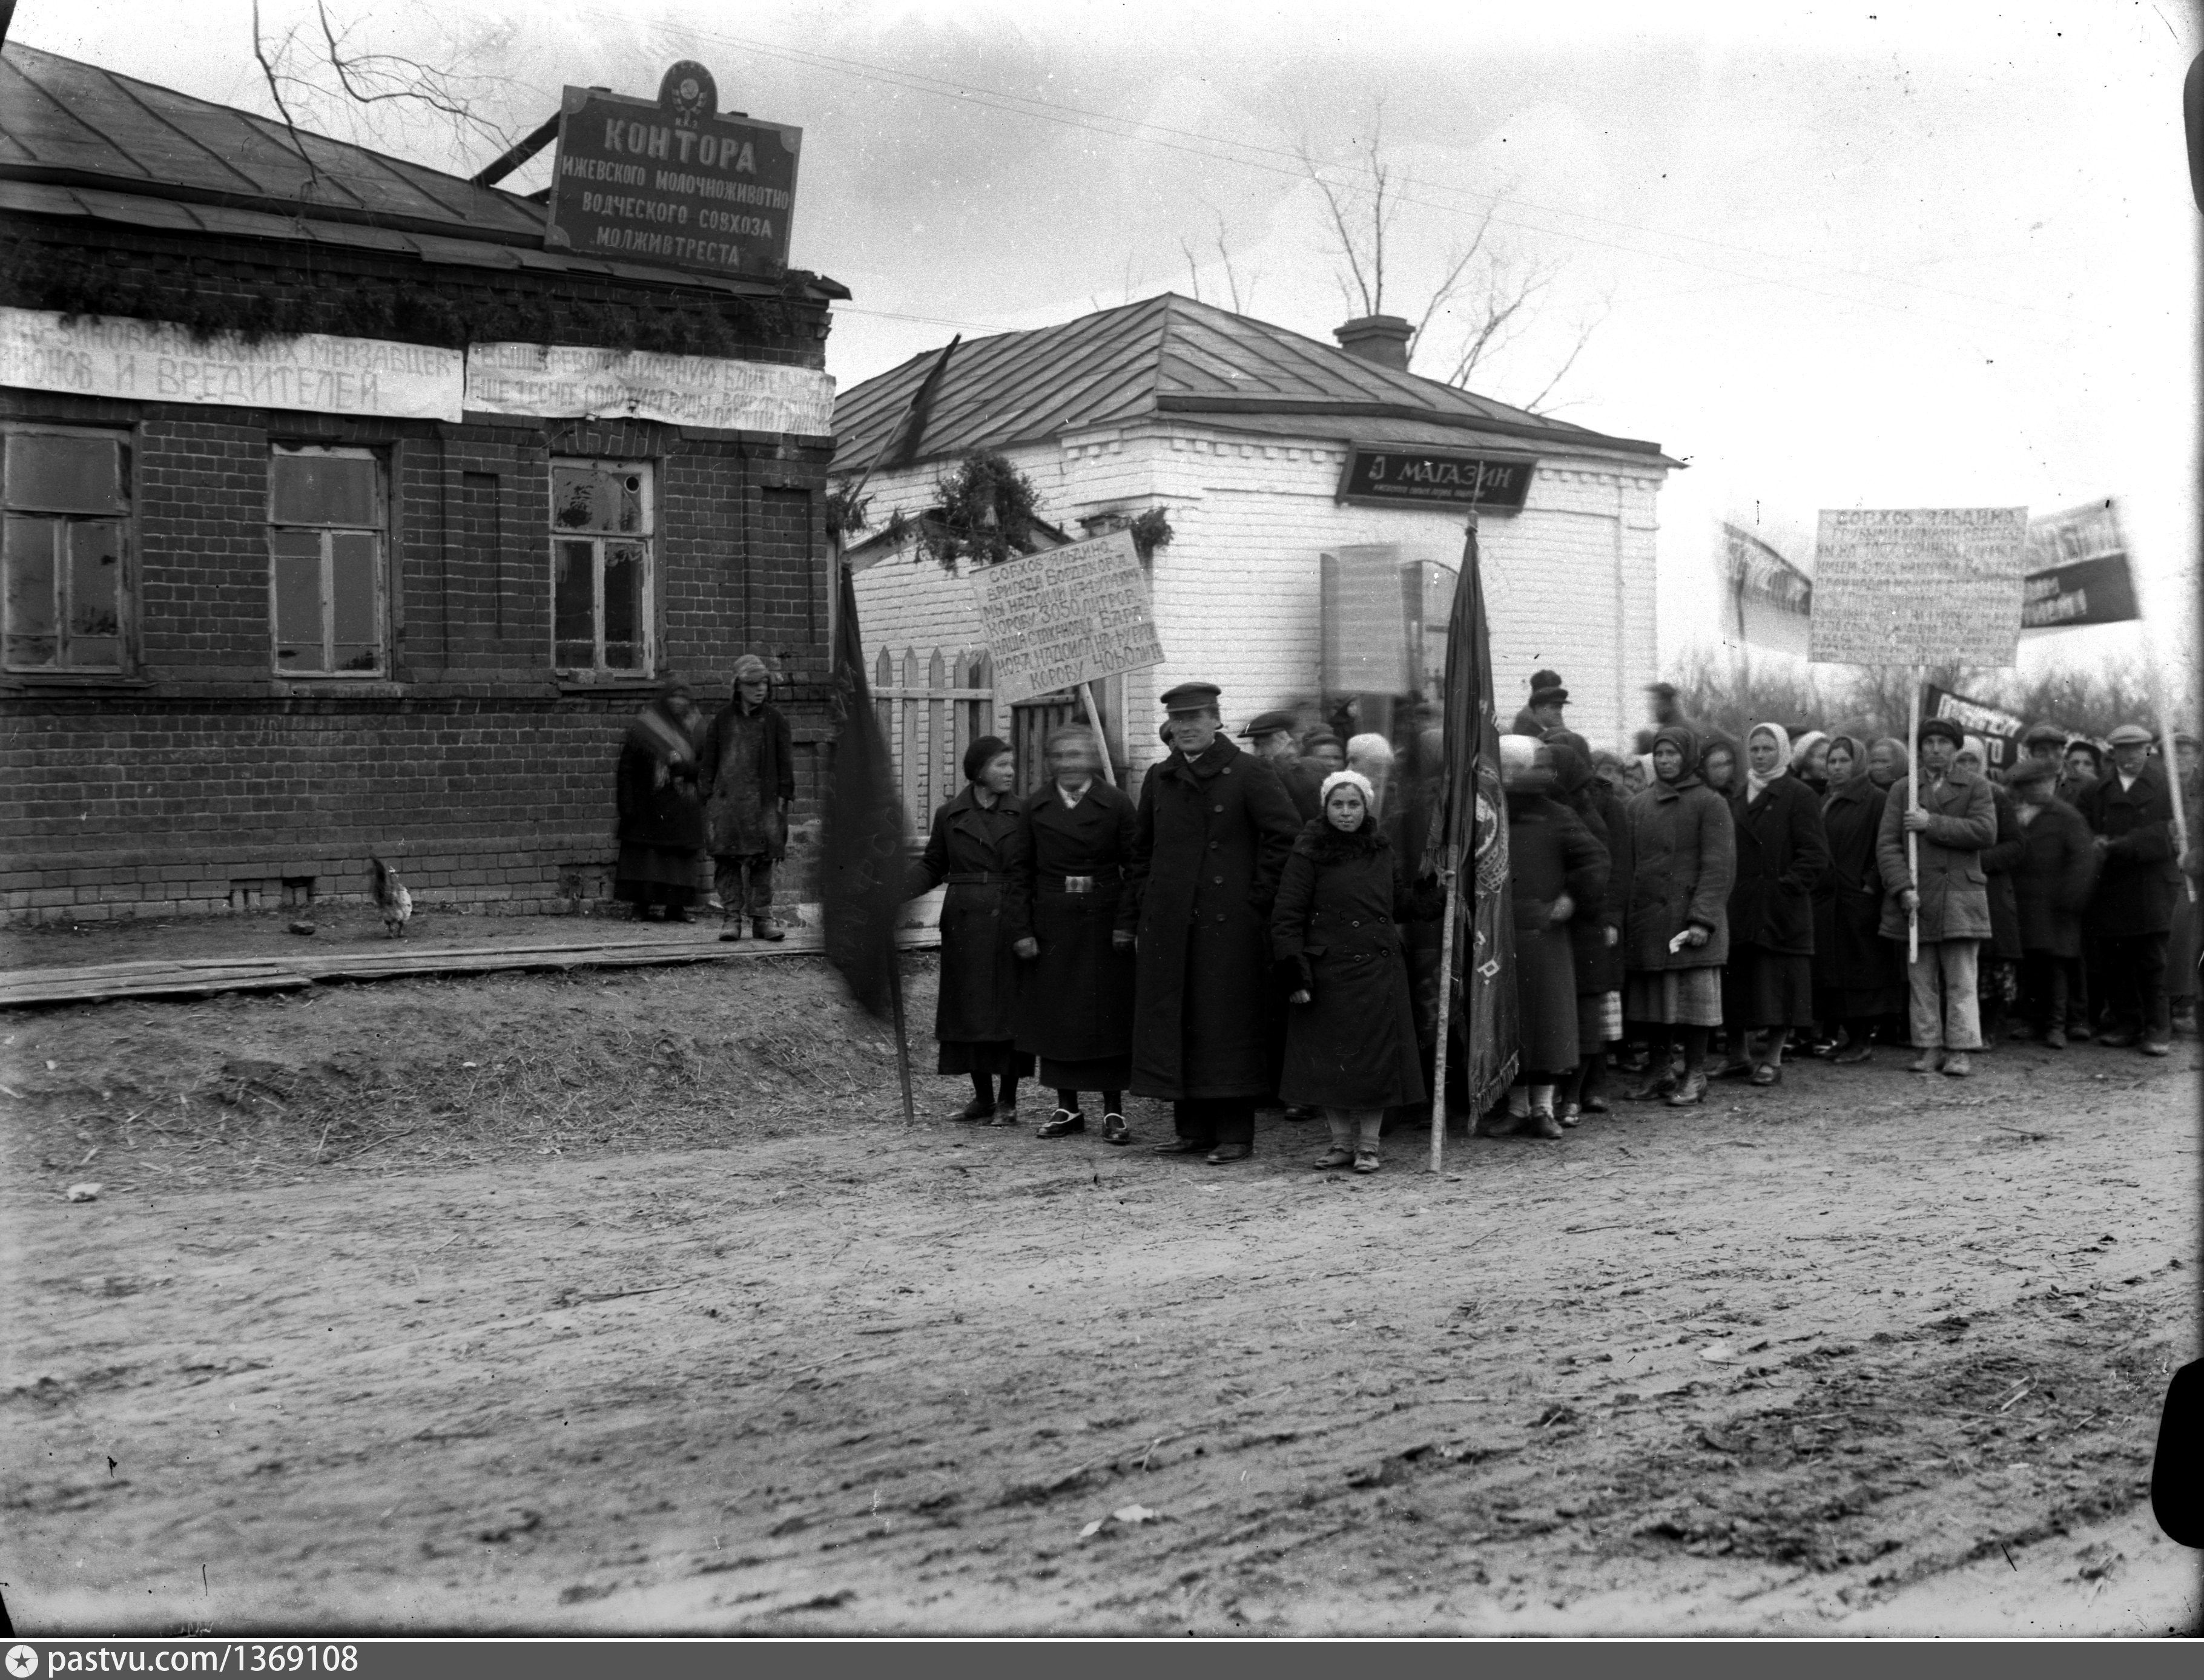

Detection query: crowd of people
xmin=609 ymin=663 xmax=2199 ymax=1170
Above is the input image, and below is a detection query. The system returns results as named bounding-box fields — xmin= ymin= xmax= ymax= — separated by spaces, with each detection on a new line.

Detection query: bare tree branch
xmin=251 ymin=1 xmax=321 ymax=189
xmin=1179 ymin=235 xmax=1204 ymax=303
xmin=1215 ymin=212 xmax=1256 ymax=314
xmin=1296 ymin=132 xmax=1379 ymax=318
xmin=1516 ymin=291 xmax=1611 ymax=415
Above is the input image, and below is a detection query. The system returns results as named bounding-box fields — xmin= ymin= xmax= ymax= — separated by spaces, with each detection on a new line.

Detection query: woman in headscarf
xmin=1715 ymin=722 xmax=1830 ymax=1085
xmin=1621 ymin=724 xmax=1736 ymax=1107
xmin=1699 ymin=734 xmax=1740 ymax=798
xmin=1956 ymin=734 xmax=2025 ymax=1049
xmin=1591 ymin=750 xmax=1627 ymax=796
xmin=1548 ymin=740 xmax=1630 ymax=1123
xmin=1493 ymin=737 xmax=1609 ymax=1138
xmin=613 ymin=680 xmax=705 ymax=920
xmin=1811 ymin=735 xmax=1904 ymax=1060
xmin=1272 ymin=769 xmax=1441 ymax=1172
xmin=1791 ymin=730 xmax=1832 ymax=799
xmin=1010 ymin=726 xmax=1139 ymax=1146
xmin=909 ymin=736 xmax=1032 ymax=1124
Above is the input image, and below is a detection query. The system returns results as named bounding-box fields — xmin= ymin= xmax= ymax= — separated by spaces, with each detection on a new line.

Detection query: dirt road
xmin=2 ymin=953 xmax=2197 ymax=1635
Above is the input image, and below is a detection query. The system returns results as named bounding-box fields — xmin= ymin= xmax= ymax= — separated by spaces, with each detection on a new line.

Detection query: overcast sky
xmin=18 ymin=0 xmax=2199 ymax=687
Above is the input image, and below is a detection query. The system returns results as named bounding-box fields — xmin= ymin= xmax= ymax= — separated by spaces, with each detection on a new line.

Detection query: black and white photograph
xmin=0 ymin=0 xmax=2197 ymax=1640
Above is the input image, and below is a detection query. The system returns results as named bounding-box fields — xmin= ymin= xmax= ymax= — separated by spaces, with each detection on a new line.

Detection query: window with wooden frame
xmin=269 ymin=445 xmax=387 ymax=676
xmin=2 ymin=426 xmax=131 ymax=673
xmin=550 ymin=459 xmax=654 ymax=675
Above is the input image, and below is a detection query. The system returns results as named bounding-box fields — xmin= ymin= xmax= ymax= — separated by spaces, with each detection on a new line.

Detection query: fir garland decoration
xmin=923 ymin=449 xmax=1040 ymax=572
xmin=1127 ymin=506 xmax=1175 ymax=561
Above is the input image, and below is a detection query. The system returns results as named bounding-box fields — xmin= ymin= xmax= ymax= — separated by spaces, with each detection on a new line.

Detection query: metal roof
xmin=833 ymin=293 xmax=1674 ymax=471
xmin=0 ymin=42 xmax=848 ymax=302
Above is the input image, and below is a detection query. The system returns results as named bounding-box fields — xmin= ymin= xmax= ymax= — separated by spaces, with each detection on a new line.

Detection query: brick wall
xmin=1 ymin=219 xmax=839 ymax=924
xmin=848 ymin=421 xmax=1668 ymax=793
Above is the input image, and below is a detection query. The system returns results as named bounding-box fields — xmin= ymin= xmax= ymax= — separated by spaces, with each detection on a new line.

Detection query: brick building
xmin=0 ymin=44 xmax=848 ymax=925
xmin=834 ymin=294 xmax=1677 ymax=796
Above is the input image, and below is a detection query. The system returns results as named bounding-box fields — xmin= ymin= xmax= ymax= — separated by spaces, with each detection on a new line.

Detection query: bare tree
xmin=1295 ymin=112 xmax=1606 ymax=413
xmin=1180 ymin=211 xmax=1259 ymax=314
xmin=250 ymin=1 xmax=519 ymax=175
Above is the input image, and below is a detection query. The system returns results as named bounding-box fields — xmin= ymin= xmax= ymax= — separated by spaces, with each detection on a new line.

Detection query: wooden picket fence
xmin=874 ymin=647 xmax=997 ymax=836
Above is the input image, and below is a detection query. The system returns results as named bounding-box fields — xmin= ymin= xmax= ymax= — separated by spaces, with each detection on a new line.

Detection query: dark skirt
xmin=937 ymin=1039 xmax=1035 ymax=1078
xmin=615 ymin=841 xmax=700 ymax=908
xmin=1723 ymin=944 xmax=1816 ymax=1027
xmin=1040 ymin=1052 xmax=1132 ymax=1092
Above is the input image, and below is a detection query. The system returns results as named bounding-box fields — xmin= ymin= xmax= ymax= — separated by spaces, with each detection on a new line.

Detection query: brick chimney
xmin=1333 ymin=314 xmax=1412 ymax=371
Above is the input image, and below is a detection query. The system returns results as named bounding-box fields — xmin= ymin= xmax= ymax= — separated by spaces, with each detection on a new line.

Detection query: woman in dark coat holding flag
xmin=1011 ymin=726 xmax=1140 ymax=1146
xmin=909 ymin=736 xmax=1031 ymax=1124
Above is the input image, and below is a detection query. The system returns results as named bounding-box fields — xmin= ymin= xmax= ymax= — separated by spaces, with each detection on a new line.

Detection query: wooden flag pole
xmin=1080 ymin=681 xmax=1118 ymax=786
xmin=886 ymin=930 xmax=917 ymax=1125
xmin=1428 ymin=866 xmax=1459 ymax=1175
xmin=2162 ymin=719 xmax=2196 ymax=905
xmin=1907 ymin=667 xmax=1923 ymax=967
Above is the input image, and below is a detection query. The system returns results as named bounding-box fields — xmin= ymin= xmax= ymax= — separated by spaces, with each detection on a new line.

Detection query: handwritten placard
xmin=967 ymin=530 xmax=1164 ymax=704
xmin=0 ymin=307 xmax=462 ymax=421
xmin=466 ymin=342 xmax=834 ymax=435
xmin=1808 ymin=507 xmax=2028 ymax=667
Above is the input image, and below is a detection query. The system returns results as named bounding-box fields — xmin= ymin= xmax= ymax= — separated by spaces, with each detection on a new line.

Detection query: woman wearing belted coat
xmin=1009 ymin=726 xmax=1140 ymax=1146
xmin=1621 ymin=724 xmax=1736 ymax=1108
xmin=909 ymin=736 xmax=1032 ymax=1124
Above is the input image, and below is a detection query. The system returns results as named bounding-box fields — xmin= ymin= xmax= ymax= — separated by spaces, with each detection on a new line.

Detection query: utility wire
xmin=603 ymin=10 xmax=2061 ymax=327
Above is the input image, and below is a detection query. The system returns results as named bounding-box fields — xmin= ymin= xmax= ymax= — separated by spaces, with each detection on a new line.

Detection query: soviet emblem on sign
xmin=659 ymin=59 xmax=718 ymax=127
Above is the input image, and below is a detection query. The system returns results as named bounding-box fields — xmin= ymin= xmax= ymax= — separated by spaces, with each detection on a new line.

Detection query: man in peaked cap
xmin=2076 ymin=722 xmax=2182 ymax=1053
xmin=1130 ymin=681 xmax=1303 ymax=1162
xmin=1239 ymin=708 xmax=1323 ymax=823
xmin=2022 ymin=722 xmax=2087 ymax=807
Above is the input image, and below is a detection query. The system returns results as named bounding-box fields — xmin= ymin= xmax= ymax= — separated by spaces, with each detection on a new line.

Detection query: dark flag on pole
xmin=1425 ymin=522 xmax=1519 ymax=1119
xmin=820 ymin=559 xmax=908 ymax=1020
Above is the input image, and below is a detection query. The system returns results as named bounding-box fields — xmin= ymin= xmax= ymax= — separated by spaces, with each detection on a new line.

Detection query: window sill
xmin=1 ymin=672 xmax=152 ymax=691
xmin=555 ymin=675 xmax=668 ymax=695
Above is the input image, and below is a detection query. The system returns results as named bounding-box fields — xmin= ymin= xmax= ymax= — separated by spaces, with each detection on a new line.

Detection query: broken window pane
xmin=271 ymin=530 xmax=323 ymax=670
xmin=271 ymin=452 xmax=380 ymax=527
xmin=553 ymin=538 xmax=595 ymax=668
xmin=5 ymin=434 xmax=124 ymax=515
xmin=329 ymin=532 xmax=380 ymax=672
xmin=552 ymin=463 xmax=649 ymax=535
xmin=67 ymin=520 xmax=122 ymax=668
xmin=4 ymin=515 xmax=58 ymax=667
xmin=603 ymin=542 xmax=644 ymax=668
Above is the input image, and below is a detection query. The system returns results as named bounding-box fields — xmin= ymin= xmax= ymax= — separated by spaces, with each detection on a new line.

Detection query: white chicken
xmin=369 ymin=856 xmax=413 ymax=938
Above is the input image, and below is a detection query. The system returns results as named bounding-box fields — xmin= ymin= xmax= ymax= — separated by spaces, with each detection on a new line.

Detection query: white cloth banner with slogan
xmin=465 ymin=343 xmax=835 ymax=435
xmin=967 ymin=530 xmax=1165 ymax=705
xmin=1808 ymin=506 xmax=2029 ymax=668
xmin=0 ymin=307 xmax=463 ymax=421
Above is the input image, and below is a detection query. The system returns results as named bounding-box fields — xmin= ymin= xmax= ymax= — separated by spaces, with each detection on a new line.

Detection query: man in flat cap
xmin=2021 ymin=722 xmax=2088 ymax=808
xmin=2075 ymin=723 xmax=2181 ymax=1054
xmin=1876 ymin=715 xmax=1995 ymax=1076
xmin=1130 ymin=681 xmax=1303 ymax=1162
xmin=1240 ymin=709 xmax=1324 ymax=822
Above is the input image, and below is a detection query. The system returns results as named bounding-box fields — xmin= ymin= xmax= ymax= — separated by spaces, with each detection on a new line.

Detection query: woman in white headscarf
xmin=1270 ymin=768 xmax=1441 ymax=1173
xmin=1715 ymin=722 xmax=1830 ymax=1085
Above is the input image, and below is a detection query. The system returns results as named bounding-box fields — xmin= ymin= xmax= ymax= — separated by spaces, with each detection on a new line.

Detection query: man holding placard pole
xmin=1809 ymin=507 xmax=2029 ymax=1068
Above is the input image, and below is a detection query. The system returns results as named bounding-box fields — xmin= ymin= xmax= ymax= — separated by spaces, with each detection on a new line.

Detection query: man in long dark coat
xmin=1131 ymin=682 xmax=1302 ymax=1163
xmin=2076 ymin=723 xmax=2182 ymax=1055
xmin=700 ymin=654 xmax=794 ymax=941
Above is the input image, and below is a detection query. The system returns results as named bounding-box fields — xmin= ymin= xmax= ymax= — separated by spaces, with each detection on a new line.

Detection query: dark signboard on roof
xmin=1336 ymin=446 xmax=1536 ymax=513
xmin=544 ymin=62 xmax=800 ymax=281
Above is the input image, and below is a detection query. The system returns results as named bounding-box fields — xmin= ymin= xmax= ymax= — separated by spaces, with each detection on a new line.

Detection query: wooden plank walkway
xmin=0 ymin=926 xmax=942 ymax=1009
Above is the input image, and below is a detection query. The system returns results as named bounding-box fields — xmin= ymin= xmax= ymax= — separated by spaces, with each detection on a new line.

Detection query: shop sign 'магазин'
xmin=1335 ymin=446 xmax=1535 ymax=512
xmin=545 ymin=62 xmax=800 ymax=281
